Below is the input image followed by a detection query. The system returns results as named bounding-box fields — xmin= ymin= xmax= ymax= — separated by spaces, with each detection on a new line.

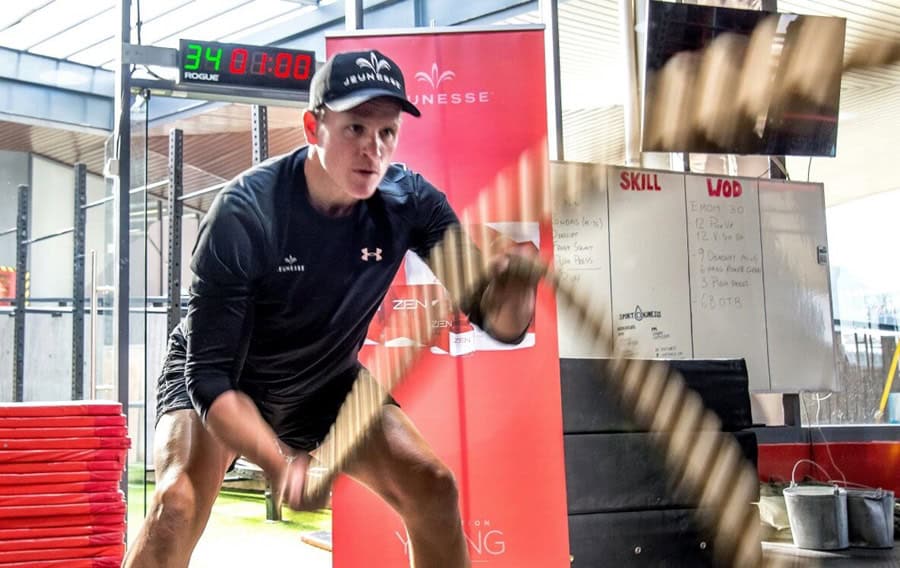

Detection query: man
xmin=123 ymin=49 xmax=536 ymax=568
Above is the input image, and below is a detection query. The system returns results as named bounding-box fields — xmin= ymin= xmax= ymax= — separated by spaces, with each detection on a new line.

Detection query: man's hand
xmin=205 ymin=391 xmax=320 ymax=510
xmin=273 ymin=450 xmax=333 ymax=511
xmin=480 ymin=247 xmax=540 ymax=343
xmin=272 ymin=450 xmax=312 ymax=511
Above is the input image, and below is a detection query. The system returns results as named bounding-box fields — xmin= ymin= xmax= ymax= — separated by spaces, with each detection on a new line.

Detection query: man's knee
xmin=149 ymin=472 xmax=205 ymax=537
xmin=401 ymin=460 xmax=460 ymax=520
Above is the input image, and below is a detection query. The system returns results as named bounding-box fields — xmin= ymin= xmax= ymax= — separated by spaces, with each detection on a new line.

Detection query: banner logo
xmin=410 ymin=62 xmax=491 ymax=107
xmin=415 ymin=63 xmax=455 ymax=89
xmin=395 ymin=519 xmax=506 ymax=560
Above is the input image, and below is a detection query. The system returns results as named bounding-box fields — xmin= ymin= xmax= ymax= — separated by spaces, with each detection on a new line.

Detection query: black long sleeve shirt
xmin=183 ymin=146 xmax=464 ymax=420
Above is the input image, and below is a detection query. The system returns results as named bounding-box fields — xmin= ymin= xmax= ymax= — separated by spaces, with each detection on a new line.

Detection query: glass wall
xmin=0 ymin=154 xmax=116 ymax=403
xmin=127 ymin=89 xmax=153 ymax=520
xmin=801 ymin=189 xmax=900 ymax=425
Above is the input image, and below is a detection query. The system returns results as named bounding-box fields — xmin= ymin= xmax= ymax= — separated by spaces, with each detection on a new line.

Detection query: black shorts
xmin=155 ymin=332 xmax=397 ymax=452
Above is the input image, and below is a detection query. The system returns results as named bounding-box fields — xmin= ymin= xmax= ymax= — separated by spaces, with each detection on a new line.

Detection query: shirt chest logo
xmin=277 ymin=255 xmax=305 ymax=273
xmin=361 ymin=247 xmax=383 ymax=262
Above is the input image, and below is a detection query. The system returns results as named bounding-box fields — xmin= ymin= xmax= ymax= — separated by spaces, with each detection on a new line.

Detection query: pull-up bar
xmin=23 ymin=227 xmax=75 ymax=246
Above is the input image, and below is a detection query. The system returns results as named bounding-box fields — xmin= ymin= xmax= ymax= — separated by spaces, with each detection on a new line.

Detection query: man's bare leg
xmin=123 ymin=409 xmax=236 ymax=568
xmin=344 ymin=405 xmax=470 ymax=568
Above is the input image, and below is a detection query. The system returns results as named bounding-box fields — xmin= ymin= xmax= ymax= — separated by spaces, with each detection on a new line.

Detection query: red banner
xmin=328 ymin=29 xmax=569 ymax=567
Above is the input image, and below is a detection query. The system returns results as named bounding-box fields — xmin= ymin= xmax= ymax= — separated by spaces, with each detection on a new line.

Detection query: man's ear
xmin=302 ymin=110 xmax=319 ymax=144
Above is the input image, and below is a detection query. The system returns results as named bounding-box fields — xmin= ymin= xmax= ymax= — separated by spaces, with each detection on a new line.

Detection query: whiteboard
xmin=549 ymin=164 xmax=835 ymax=392
xmin=607 ymin=168 xmax=693 ymax=359
xmin=550 ymin=162 xmax=612 ymax=358
xmin=685 ymin=175 xmax=770 ymax=391
xmin=759 ymin=180 xmax=836 ymax=391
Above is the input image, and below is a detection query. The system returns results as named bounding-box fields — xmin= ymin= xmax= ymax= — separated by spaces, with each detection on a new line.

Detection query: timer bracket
xmin=122 ymin=44 xmax=177 ymax=67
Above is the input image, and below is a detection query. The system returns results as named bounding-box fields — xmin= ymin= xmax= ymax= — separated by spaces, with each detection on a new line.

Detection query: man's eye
xmin=347 ymin=124 xmax=365 ymax=135
xmin=381 ymin=128 xmax=396 ymax=139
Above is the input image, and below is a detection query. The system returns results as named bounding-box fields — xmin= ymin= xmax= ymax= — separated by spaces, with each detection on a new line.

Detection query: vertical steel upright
xmin=757 ymin=0 xmax=788 ymax=179
xmin=345 ymin=0 xmax=363 ymax=30
xmin=413 ymin=0 xmax=426 ymax=26
xmin=620 ymin=0 xmax=640 ymax=166
xmin=72 ymin=163 xmax=87 ymax=399
xmin=250 ymin=105 xmax=281 ymax=521
xmin=251 ymin=105 xmax=268 ymax=165
xmin=13 ymin=184 xmax=29 ymax=402
xmin=166 ymin=129 xmax=183 ymax=336
xmin=250 ymin=105 xmax=275 ymax=519
xmin=540 ymin=0 xmax=564 ymax=161
xmin=114 ymin=0 xmax=132 ymax=496
xmin=251 ymin=104 xmax=285 ymax=517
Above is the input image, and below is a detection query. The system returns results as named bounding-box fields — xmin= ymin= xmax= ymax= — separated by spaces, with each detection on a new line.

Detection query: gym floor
xmin=127 ymin=485 xmax=332 ymax=567
xmin=126 ymin=484 xmax=898 ymax=566
xmin=189 ymin=520 xmax=331 ymax=567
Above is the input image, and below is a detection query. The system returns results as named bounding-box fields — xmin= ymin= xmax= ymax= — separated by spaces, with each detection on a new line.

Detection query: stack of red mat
xmin=0 ymin=401 xmax=130 ymax=567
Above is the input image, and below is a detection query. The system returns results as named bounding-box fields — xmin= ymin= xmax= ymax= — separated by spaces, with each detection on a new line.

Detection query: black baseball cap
xmin=308 ymin=49 xmax=421 ymax=117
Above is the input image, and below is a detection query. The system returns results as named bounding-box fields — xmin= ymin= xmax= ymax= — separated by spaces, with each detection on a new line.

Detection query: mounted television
xmin=642 ymin=0 xmax=846 ymax=156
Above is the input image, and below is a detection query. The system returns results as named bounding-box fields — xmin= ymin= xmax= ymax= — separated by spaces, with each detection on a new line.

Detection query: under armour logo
xmin=361 ymin=247 xmax=383 ymax=262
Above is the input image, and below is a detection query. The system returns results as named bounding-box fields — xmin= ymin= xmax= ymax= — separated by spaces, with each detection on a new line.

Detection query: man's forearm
xmin=204 ymin=390 xmax=287 ymax=474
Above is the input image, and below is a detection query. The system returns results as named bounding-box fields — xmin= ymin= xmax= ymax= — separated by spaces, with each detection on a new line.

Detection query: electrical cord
xmin=798 ymin=390 xmax=847 ymax=486
xmin=134 ymin=0 xmax=166 ymax=81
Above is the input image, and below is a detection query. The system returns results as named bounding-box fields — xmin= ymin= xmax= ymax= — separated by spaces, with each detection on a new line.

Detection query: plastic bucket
xmin=888 ymin=393 xmax=900 ymax=424
xmin=846 ymin=488 xmax=895 ymax=548
xmin=783 ymin=485 xmax=849 ymax=550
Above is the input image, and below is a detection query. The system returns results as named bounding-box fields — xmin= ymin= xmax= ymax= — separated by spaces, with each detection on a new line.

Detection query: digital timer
xmin=178 ymin=39 xmax=316 ymax=92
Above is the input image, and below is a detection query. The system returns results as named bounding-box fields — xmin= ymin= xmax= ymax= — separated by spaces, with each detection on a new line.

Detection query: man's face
xmin=311 ymin=98 xmax=403 ymax=201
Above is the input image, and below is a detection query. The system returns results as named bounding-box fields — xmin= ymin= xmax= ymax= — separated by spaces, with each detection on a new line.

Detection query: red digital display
xmin=178 ymin=39 xmax=315 ymax=92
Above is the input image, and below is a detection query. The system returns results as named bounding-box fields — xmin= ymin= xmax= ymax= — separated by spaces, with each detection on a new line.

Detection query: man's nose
xmin=361 ymin=132 xmax=383 ymax=158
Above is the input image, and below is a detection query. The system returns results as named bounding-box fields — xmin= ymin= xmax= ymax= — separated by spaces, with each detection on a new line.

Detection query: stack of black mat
xmin=561 ymin=358 xmax=758 ymax=567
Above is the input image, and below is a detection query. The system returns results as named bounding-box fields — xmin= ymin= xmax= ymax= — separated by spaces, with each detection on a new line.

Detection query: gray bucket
xmin=783 ymin=485 xmax=849 ymax=550
xmin=847 ymin=488 xmax=895 ymax=548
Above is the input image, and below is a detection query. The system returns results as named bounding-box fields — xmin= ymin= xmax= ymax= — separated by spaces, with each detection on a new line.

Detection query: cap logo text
xmin=342 ymin=52 xmax=402 ymax=90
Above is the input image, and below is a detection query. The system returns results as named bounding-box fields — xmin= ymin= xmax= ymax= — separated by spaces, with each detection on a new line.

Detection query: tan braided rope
xmin=297 ymin=153 xmax=779 ymax=566
xmin=295 ymin=20 xmax=900 ymax=566
xmin=645 ymin=15 xmax=899 ymax=154
xmin=302 ymin=240 xmax=778 ymax=566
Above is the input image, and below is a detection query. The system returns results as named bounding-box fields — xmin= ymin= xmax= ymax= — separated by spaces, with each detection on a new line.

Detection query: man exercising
xmin=123 ymin=49 xmax=537 ymax=568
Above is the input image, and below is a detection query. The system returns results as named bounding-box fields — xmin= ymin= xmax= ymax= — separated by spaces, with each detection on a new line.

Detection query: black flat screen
xmin=643 ymin=1 xmax=845 ymax=157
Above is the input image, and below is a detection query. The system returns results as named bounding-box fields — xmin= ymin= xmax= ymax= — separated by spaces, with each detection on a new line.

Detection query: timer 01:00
xmin=183 ymin=44 xmax=312 ymax=80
